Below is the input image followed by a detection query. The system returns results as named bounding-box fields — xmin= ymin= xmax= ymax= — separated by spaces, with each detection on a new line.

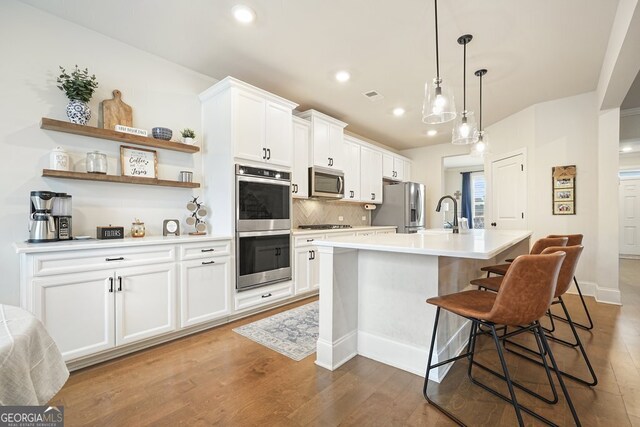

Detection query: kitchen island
xmin=313 ymin=229 xmax=532 ymax=381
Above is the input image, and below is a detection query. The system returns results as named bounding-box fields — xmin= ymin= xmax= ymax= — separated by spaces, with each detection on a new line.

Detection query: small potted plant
xmin=181 ymin=128 xmax=196 ymax=145
xmin=56 ymin=65 xmax=99 ymax=125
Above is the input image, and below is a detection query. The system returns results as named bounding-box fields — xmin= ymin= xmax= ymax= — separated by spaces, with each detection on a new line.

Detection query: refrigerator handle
xmin=416 ymin=186 xmax=424 ymax=226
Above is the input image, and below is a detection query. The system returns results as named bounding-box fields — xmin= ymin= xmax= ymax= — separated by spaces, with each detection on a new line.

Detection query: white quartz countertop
xmin=292 ymin=226 xmax=397 ymax=236
xmin=14 ymin=234 xmax=232 ymax=254
xmin=314 ymin=229 xmax=532 ymax=259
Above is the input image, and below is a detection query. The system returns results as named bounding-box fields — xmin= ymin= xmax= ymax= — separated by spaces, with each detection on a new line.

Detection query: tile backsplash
xmin=293 ymin=199 xmax=370 ymax=228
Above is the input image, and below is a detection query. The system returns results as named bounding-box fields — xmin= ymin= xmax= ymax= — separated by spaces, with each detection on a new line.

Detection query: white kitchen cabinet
xmin=32 ymin=262 xmax=176 ymax=360
xmin=343 ymin=136 xmax=361 ymax=201
xmin=404 ymin=160 xmax=411 ymax=181
xmin=361 ymin=146 xmax=383 ymax=203
xmin=292 ymin=117 xmax=310 ymax=198
xmin=265 ymin=101 xmax=293 ymax=167
xmin=115 ymin=263 xmax=176 ymax=346
xmin=235 ymin=89 xmax=267 ymax=164
xmin=383 ymin=153 xmax=406 ymax=181
xmin=294 ymin=247 xmax=313 ymax=294
xmin=180 ymin=256 xmax=230 ymax=328
xmin=297 ymin=110 xmax=347 ymax=171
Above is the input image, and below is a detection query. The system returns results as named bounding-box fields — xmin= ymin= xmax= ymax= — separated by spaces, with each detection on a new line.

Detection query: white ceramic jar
xmin=49 ymin=146 xmax=70 ymax=171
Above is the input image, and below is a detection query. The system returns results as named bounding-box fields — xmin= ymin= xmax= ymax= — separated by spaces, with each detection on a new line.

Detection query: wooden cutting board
xmin=101 ymin=89 xmax=132 ymax=130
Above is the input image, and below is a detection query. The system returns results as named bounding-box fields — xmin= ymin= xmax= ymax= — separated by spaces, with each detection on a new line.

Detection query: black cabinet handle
xmin=117 ymin=276 xmax=123 ymax=292
xmin=371 ymin=193 xmax=375 ymax=200
xmin=106 ymin=257 xmax=124 ymax=262
xmin=267 ymin=148 xmax=271 ymax=160
xmin=306 ymin=238 xmax=314 ymax=242
xmin=108 ymin=277 xmax=114 ymax=293
xmin=350 ymin=190 xmax=354 ymax=198
xmin=261 ymin=293 xmax=272 ymax=299
xmin=309 ymin=250 xmax=313 ymax=260
xmin=310 ymin=250 xmax=316 ymax=260
xmin=491 ymin=222 xmax=497 ymax=227
xmin=262 ymin=148 xmax=267 ymax=159
xmin=202 ymin=260 xmax=216 ymax=265
xmin=201 ymin=248 xmax=215 ymax=253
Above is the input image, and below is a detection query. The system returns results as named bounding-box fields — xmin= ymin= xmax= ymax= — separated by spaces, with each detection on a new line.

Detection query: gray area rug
xmin=233 ymin=301 xmax=319 ymax=361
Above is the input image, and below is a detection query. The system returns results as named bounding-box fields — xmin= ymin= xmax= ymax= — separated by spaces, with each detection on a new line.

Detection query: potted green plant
xmin=180 ymin=128 xmax=196 ymax=145
xmin=56 ymin=65 xmax=99 ymax=125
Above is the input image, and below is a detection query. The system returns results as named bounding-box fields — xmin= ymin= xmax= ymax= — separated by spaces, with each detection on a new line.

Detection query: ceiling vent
xmin=363 ymin=90 xmax=384 ymax=102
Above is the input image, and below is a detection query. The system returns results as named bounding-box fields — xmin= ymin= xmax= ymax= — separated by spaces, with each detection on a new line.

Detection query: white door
xmin=620 ymin=179 xmax=640 ymax=255
xmin=382 ymin=153 xmax=394 ymax=179
xmin=328 ymin=123 xmax=344 ymax=170
xmin=234 ymin=89 xmax=266 ymax=164
xmin=343 ymin=138 xmax=361 ymax=201
xmin=33 ymin=270 xmax=115 ymax=361
xmin=309 ymin=248 xmax=320 ymax=290
xmin=294 ymin=247 xmax=312 ymax=294
xmin=179 ymin=257 xmax=230 ymax=328
xmin=312 ymin=118 xmax=332 ymax=168
xmin=292 ymin=119 xmax=310 ymax=198
xmin=265 ymin=101 xmax=292 ymax=167
xmin=116 ymin=264 xmax=176 ymax=346
xmin=394 ymin=157 xmax=405 ymax=181
xmin=488 ymin=152 xmax=527 ymax=229
xmin=361 ymin=147 xmax=383 ymax=204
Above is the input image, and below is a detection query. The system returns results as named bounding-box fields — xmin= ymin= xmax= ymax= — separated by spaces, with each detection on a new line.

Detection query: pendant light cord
xmin=479 ymin=73 xmax=483 ymax=130
xmin=462 ymin=41 xmax=466 ymax=111
xmin=434 ymin=0 xmax=440 ymax=80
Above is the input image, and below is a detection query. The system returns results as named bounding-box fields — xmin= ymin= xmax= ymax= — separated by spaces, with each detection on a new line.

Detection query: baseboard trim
xmin=566 ymin=280 xmax=621 ymax=305
xmin=620 ymin=254 xmax=640 ymax=260
xmin=315 ymin=331 xmax=358 ymax=371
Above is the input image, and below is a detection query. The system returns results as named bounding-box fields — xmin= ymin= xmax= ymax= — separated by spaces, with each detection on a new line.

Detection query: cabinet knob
xmin=491 ymin=222 xmax=497 ymax=227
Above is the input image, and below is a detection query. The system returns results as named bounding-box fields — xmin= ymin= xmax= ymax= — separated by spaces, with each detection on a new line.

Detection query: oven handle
xmin=237 ymin=230 xmax=291 ymax=238
xmin=237 ymin=175 xmax=291 ymax=186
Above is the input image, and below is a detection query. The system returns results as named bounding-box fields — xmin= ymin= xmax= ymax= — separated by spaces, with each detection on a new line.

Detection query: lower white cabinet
xmin=33 ymin=263 xmax=176 ymax=361
xmin=294 ymin=246 xmax=319 ymax=294
xmin=180 ymin=256 xmax=230 ymax=328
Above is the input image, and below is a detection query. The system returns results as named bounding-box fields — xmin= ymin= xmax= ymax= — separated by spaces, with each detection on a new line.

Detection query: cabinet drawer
xmin=234 ymin=281 xmax=293 ymax=312
xmin=180 ymin=240 xmax=231 ymax=260
xmin=294 ymin=234 xmax=326 ymax=248
xmin=32 ymin=246 xmax=176 ymax=277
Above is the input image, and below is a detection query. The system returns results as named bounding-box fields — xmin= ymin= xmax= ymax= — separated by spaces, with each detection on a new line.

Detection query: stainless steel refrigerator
xmin=371 ymin=182 xmax=425 ymax=233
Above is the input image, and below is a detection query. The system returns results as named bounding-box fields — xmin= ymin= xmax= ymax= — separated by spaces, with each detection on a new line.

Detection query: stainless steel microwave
xmin=309 ymin=167 xmax=344 ymax=199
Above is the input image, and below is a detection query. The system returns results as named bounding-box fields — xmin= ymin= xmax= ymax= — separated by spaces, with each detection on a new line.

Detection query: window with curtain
xmin=471 ymin=172 xmax=485 ymax=229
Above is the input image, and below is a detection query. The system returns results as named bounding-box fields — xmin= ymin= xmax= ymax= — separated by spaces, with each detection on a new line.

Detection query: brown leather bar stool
xmin=547 ymin=234 xmax=593 ymax=331
xmin=480 ymin=236 xmax=568 ymax=277
xmin=471 ymin=245 xmax=597 ymax=387
xmin=423 ymin=252 xmax=581 ymax=426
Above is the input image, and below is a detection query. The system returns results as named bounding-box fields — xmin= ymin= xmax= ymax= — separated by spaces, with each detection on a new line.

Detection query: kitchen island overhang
xmin=313 ymin=229 xmax=532 ymax=381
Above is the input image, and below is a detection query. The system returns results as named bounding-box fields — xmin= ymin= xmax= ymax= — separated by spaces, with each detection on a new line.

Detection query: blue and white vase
xmin=66 ymin=99 xmax=91 ymax=125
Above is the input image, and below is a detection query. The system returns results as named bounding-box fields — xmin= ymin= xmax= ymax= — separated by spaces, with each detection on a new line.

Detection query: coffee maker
xmin=52 ymin=193 xmax=72 ymax=240
xmin=29 ymin=191 xmax=57 ymax=243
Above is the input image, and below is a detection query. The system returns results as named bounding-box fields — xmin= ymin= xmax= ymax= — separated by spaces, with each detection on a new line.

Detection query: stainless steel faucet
xmin=435 ymin=196 xmax=459 ymax=234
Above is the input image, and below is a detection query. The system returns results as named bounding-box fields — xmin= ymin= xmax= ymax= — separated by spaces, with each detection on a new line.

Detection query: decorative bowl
xmin=152 ymin=127 xmax=172 ymax=140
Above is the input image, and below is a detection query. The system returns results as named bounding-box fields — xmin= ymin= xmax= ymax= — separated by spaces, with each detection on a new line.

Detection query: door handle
xmin=106 ymin=257 xmax=124 ymax=262
xmin=108 ymin=277 xmax=114 ymax=293
xmin=202 ymin=260 xmax=216 ymax=265
xmin=491 ymin=222 xmax=497 ymax=227
xmin=117 ymin=276 xmax=123 ymax=292
xmin=267 ymin=148 xmax=271 ymax=160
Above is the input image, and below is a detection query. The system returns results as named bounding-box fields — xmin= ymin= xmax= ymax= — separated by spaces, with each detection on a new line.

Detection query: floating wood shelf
xmin=40 ymin=118 xmax=200 ymax=154
xmin=42 ymin=169 xmax=200 ymax=188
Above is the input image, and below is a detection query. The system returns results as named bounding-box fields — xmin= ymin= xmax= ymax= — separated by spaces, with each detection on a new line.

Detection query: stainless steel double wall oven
xmin=236 ymin=164 xmax=291 ymax=291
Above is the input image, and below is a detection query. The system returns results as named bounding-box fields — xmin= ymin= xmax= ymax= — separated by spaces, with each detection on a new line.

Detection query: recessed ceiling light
xmin=427 ymin=129 xmax=438 ymax=137
xmin=335 ymin=71 xmax=351 ymax=83
xmin=232 ymin=5 xmax=256 ymax=24
xmin=392 ymin=107 xmax=405 ymax=117
xmin=621 ymin=146 xmax=632 ymax=152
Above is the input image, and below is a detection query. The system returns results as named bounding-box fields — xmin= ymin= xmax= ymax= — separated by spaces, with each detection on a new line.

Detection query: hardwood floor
xmin=51 ymin=260 xmax=640 ymax=426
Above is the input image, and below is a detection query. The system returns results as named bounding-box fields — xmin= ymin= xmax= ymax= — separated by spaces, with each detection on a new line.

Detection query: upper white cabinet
xmin=343 ymin=136 xmax=361 ymax=201
xmin=200 ymin=77 xmax=298 ymax=169
xmin=297 ymin=110 xmax=347 ymax=171
xmin=292 ymin=117 xmax=310 ymax=198
xmin=361 ymin=146 xmax=383 ymax=204
xmin=383 ymin=153 xmax=406 ymax=181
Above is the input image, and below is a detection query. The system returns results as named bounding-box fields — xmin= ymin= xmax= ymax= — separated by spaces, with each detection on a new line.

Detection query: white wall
xmin=0 ymin=1 xmax=216 ymax=305
xmin=402 ymin=91 xmax=621 ymax=304
xmin=620 ymin=113 xmax=640 ymax=140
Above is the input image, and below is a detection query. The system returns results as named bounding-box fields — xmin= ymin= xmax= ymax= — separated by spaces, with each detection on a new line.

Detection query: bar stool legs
xmin=423 ymin=310 xmax=582 ymax=426
xmin=549 ymin=277 xmax=594 ymax=330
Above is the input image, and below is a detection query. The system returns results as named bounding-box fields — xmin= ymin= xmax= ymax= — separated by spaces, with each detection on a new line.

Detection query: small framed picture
xmin=120 ymin=146 xmax=158 ymax=179
xmin=552 ymin=165 xmax=576 ymax=215
xmin=554 ymin=189 xmax=574 ymax=201
xmin=554 ymin=202 xmax=575 ymax=215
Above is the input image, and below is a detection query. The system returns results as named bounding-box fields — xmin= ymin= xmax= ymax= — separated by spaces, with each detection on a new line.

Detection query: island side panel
xmin=356 ymin=250 xmax=439 ymax=377
xmin=316 ymin=246 xmax=359 ymax=370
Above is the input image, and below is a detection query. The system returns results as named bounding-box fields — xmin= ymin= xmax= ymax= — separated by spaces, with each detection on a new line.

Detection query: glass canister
xmin=86 ymin=151 xmax=107 ymax=174
xmin=131 ymin=219 xmax=145 ymax=238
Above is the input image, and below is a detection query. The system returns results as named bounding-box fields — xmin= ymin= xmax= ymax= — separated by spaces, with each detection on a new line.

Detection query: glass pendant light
xmin=422 ymin=0 xmax=456 ymax=124
xmin=470 ymin=69 xmax=489 ymax=157
xmin=451 ymin=34 xmax=477 ymax=145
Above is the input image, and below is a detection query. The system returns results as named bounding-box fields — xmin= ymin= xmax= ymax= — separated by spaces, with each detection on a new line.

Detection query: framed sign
xmin=120 ymin=145 xmax=158 ymax=179
xmin=552 ymin=165 xmax=576 ymax=215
